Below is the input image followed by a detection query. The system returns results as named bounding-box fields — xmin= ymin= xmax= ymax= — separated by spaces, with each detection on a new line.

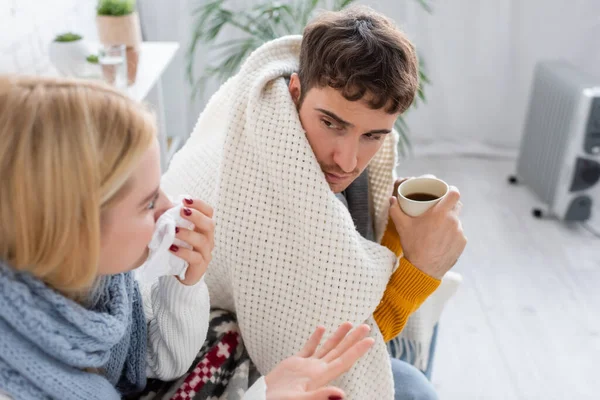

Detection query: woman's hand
xmin=169 ymin=197 xmax=215 ymax=286
xmin=264 ymin=323 xmax=375 ymax=400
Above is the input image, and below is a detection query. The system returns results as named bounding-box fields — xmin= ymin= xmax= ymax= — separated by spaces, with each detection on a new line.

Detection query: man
xmin=162 ymin=5 xmax=466 ymax=399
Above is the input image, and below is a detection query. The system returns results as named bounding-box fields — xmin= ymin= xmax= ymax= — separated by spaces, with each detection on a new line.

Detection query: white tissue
xmin=135 ymin=196 xmax=195 ymax=284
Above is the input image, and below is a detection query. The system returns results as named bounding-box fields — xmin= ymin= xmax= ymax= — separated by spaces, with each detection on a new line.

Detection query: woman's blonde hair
xmin=0 ymin=75 xmax=156 ymax=297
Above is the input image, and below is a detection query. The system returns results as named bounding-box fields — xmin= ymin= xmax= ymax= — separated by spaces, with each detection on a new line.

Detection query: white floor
xmin=396 ymin=156 xmax=600 ymax=400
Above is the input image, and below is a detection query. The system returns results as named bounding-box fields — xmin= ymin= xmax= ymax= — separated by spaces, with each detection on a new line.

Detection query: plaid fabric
xmin=133 ymin=309 xmax=260 ymax=400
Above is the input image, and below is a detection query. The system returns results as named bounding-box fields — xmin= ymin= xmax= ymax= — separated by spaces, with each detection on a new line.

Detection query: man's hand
xmin=389 ymin=177 xmax=467 ymax=280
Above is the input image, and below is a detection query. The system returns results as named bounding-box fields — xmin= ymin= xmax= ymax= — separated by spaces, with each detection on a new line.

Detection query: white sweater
xmin=140 ymin=275 xmax=210 ymax=380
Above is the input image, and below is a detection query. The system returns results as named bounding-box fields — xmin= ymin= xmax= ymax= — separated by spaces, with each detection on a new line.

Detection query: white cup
xmin=397 ymin=177 xmax=449 ymax=217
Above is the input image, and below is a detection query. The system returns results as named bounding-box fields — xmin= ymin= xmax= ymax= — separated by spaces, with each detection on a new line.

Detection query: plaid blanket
xmin=133 ymin=310 xmax=260 ymax=400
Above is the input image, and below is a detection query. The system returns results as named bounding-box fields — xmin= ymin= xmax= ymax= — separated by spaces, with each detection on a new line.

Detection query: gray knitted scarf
xmin=0 ymin=262 xmax=147 ymax=400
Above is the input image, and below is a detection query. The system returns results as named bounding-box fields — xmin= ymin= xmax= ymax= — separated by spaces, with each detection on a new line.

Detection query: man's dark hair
xmin=298 ymin=6 xmax=419 ymax=114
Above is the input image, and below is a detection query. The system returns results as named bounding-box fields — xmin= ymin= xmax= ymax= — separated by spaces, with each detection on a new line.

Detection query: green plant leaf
xmin=193 ymin=37 xmax=261 ymax=96
xmin=296 ymin=0 xmax=321 ymax=28
xmin=86 ymin=54 xmax=99 ymax=64
xmin=334 ymin=0 xmax=357 ymax=10
xmin=394 ymin=116 xmax=412 ymax=158
xmin=246 ymin=3 xmax=298 ymax=38
xmin=54 ymin=32 xmax=82 ymax=42
xmin=186 ymin=0 xmax=229 ymax=85
xmin=206 ymin=10 xmax=234 ymax=41
xmin=414 ymin=55 xmax=430 ymax=107
xmin=414 ymin=0 xmax=433 ymax=13
xmin=97 ymin=0 xmax=136 ymax=16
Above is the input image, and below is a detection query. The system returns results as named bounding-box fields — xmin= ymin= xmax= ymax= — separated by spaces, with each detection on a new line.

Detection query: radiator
xmin=514 ymin=61 xmax=600 ymax=221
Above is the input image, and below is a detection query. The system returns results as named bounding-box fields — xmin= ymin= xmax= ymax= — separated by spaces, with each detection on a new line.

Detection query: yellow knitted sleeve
xmin=373 ymin=217 xmax=441 ymax=342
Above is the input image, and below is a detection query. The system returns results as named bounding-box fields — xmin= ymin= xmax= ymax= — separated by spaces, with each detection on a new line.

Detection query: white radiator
xmin=513 ymin=61 xmax=600 ymax=221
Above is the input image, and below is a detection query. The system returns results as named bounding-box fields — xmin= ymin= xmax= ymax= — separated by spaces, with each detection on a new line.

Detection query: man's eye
xmin=364 ymin=133 xmax=383 ymax=141
xmin=322 ymin=119 xmax=336 ymax=129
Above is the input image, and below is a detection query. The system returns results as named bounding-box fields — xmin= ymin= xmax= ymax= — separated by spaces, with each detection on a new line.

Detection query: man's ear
xmin=289 ymin=73 xmax=302 ymax=105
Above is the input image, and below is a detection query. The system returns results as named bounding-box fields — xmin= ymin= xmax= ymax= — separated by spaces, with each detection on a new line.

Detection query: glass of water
xmin=98 ymin=44 xmax=127 ymax=90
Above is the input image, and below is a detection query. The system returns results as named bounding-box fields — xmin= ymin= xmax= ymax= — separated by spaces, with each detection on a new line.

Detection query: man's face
xmin=289 ymin=74 xmax=399 ymax=193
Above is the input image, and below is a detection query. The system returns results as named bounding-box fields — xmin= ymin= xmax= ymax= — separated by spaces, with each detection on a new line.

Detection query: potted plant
xmin=48 ymin=33 xmax=93 ymax=77
xmin=96 ymin=0 xmax=142 ymax=84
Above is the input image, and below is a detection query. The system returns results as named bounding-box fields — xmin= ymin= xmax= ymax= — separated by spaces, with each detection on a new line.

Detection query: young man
xmin=162 ymin=6 xmax=466 ymax=399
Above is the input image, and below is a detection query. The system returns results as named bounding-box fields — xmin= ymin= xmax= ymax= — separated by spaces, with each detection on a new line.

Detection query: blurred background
xmin=1 ymin=0 xmax=599 ymax=399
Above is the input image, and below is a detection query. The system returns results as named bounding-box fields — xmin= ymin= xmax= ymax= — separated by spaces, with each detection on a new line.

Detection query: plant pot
xmin=96 ymin=12 xmax=142 ymax=84
xmin=96 ymin=12 xmax=142 ymax=48
xmin=48 ymin=39 xmax=94 ymax=78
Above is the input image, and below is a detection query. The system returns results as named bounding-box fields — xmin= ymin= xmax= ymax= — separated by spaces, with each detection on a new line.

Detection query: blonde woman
xmin=0 ymin=76 xmax=374 ymax=400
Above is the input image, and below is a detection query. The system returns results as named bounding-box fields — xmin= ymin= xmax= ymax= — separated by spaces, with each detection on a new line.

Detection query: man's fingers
xmin=322 ymin=324 xmax=371 ymax=364
xmin=453 ymin=200 xmax=463 ymax=215
xmin=437 ymin=186 xmax=461 ymax=210
xmin=297 ymin=326 xmax=326 ymax=358
xmin=457 ymin=218 xmax=464 ymax=232
xmin=393 ymin=177 xmax=413 ymax=197
xmin=389 ymin=196 xmax=411 ymax=228
xmin=314 ymin=322 xmax=353 ymax=359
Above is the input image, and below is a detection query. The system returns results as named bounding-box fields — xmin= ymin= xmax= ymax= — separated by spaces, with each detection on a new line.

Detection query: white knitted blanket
xmin=161 ymin=35 xmax=456 ymax=399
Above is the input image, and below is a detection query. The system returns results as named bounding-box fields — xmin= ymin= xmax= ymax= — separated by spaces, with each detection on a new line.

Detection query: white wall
xmin=369 ymin=0 xmax=600 ymax=155
xmin=137 ymin=0 xmax=192 ymax=147
xmin=0 ymin=0 xmax=98 ymax=75
xmin=170 ymin=0 xmax=600 ymax=155
xmin=3 ymin=0 xmax=599 ymax=155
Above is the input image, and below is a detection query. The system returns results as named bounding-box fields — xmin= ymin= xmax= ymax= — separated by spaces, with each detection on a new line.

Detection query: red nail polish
xmin=184 ymin=198 xmax=193 ymax=205
xmin=175 ymin=227 xmax=179 ymax=234
xmin=169 ymin=244 xmax=179 ymax=252
xmin=328 ymin=396 xmax=343 ymax=400
xmin=183 ymin=208 xmax=192 ymax=216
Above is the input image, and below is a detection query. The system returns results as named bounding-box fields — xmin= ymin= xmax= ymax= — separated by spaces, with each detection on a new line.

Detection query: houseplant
xmin=48 ymin=33 xmax=94 ymax=78
xmin=96 ymin=0 xmax=142 ymax=84
xmin=187 ymin=0 xmax=432 ymax=156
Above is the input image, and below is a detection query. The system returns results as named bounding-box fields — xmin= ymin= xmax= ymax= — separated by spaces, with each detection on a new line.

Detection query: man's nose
xmin=332 ymin=137 xmax=358 ymax=174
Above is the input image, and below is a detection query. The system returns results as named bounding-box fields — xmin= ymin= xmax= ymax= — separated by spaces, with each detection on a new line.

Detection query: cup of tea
xmin=396 ymin=177 xmax=449 ymax=217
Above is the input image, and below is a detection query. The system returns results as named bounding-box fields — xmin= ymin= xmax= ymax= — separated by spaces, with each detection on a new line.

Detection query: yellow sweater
xmin=373 ymin=217 xmax=441 ymax=342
